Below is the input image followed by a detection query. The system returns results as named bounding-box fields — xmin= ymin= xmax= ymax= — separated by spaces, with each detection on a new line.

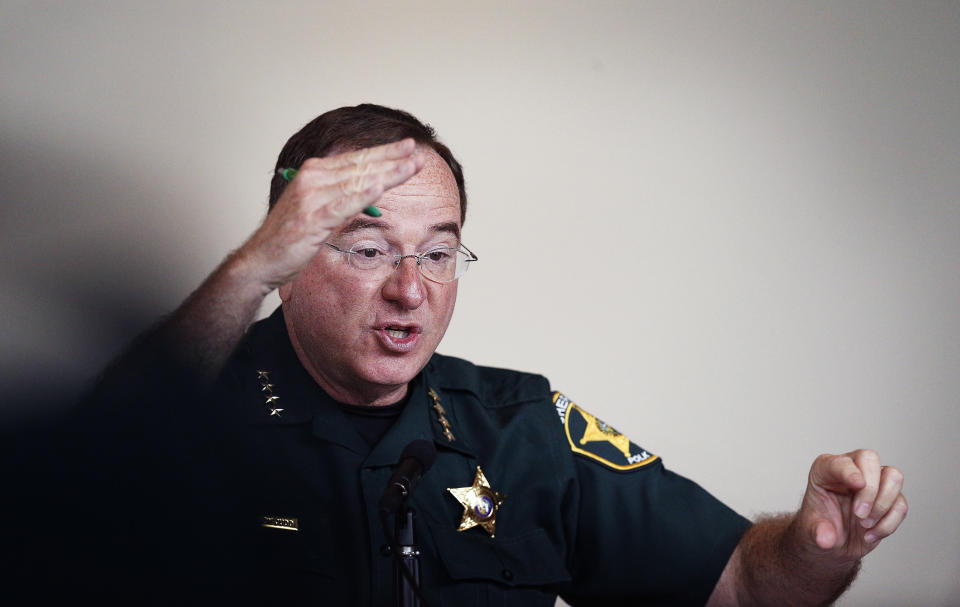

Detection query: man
xmin=120 ymin=105 xmax=907 ymax=604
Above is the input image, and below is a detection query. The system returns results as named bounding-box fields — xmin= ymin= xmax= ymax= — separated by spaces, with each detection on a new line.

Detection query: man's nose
xmin=381 ymin=255 xmax=426 ymax=309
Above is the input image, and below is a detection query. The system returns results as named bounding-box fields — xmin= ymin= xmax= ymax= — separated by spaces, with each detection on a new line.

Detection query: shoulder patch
xmin=552 ymin=392 xmax=658 ymax=471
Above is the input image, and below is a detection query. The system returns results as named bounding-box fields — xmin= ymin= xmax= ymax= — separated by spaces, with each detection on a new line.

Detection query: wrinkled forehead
xmin=400 ymin=146 xmax=461 ymax=222
xmin=326 ymin=142 xmax=459 ymax=211
xmin=334 ymin=148 xmax=462 ymax=241
xmin=380 ymin=148 xmax=460 ymax=226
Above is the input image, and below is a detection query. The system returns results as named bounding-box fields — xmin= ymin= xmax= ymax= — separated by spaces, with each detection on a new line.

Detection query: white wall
xmin=2 ymin=2 xmax=958 ymax=604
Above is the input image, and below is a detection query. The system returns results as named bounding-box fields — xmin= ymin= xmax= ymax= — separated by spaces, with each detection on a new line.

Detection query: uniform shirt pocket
xmin=429 ymin=524 xmax=571 ymax=588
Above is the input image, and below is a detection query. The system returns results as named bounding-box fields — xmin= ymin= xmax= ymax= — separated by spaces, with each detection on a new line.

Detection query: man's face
xmin=279 ymin=148 xmax=461 ymax=405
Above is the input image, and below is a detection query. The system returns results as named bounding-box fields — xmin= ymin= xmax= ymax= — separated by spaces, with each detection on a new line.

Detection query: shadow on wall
xmin=0 ymin=130 xmax=273 ymax=603
xmin=0 ymin=128 xmax=198 ymax=421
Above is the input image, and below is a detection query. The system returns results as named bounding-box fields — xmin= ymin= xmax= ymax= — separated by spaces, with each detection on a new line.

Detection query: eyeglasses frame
xmin=323 ymin=241 xmax=478 ymax=284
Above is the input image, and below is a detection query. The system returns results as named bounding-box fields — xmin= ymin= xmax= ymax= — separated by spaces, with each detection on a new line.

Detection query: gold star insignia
xmin=260 ymin=383 xmax=274 ymax=392
xmin=265 ymin=395 xmax=280 ymax=405
xmin=256 ymin=370 xmax=270 ymax=380
xmin=428 ymin=387 xmax=455 ymax=442
xmin=578 ymin=408 xmax=632 ymax=459
xmin=447 ymin=466 xmax=506 ymax=537
xmin=269 ymin=408 xmax=284 ymax=417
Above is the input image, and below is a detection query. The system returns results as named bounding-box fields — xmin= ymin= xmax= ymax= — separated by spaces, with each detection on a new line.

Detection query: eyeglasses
xmin=324 ymin=242 xmax=478 ymax=284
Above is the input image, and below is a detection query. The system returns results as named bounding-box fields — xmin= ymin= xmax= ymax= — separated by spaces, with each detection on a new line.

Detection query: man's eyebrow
xmin=430 ymin=221 xmax=461 ymax=240
xmin=339 ymin=218 xmax=386 ymax=235
xmin=338 ymin=218 xmax=461 ymax=240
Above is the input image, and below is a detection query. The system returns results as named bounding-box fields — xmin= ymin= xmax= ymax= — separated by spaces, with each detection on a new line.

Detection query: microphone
xmin=379 ymin=440 xmax=437 ymax=515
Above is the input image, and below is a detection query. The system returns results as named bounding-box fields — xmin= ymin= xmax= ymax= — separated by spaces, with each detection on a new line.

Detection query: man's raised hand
xmin=241 ymin=138 xmax=425 ymax=292
xmin=798 ymin=449 xmax=907 ymax=560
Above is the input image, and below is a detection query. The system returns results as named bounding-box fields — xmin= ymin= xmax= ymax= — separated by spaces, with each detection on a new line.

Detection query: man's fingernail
xmin=864 ymin=532 xmax=879 ymax=543
xmin=855 ymin=502 xmax=871 ymax=517
xmin=860 ymin=517 xmax=875 ymax=528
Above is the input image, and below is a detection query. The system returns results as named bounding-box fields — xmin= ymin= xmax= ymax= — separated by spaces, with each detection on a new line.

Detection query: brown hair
xmin=269 ymin=104 xmax=467 ymax=224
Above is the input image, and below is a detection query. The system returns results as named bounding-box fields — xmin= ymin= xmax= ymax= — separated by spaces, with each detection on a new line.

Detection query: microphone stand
xmin=394 ymin=507 xmax=421 ymax=607
xmin=380 ymin=504 xmax=430 ymax=607
xmin=378 ymin=440 xmax=435 ymax=607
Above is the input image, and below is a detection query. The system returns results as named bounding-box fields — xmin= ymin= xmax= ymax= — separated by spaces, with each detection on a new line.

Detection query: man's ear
xmin=278 ymin=281 xmax=292 ymax=302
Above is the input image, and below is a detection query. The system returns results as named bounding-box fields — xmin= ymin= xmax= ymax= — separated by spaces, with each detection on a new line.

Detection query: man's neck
xmin=312 ymin=371 xmax=409 ymax=407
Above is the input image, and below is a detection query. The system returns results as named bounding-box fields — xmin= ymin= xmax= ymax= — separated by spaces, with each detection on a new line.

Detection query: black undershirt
xmin=339 ymin=398 xmax=406 ymax=448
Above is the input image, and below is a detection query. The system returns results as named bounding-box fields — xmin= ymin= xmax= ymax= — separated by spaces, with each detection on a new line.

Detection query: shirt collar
xmin=240 ymin=308 xmax=475 ymax=459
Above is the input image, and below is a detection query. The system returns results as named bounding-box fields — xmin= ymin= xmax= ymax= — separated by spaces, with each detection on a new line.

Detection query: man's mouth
xmin=385 ymin=327 xmax=412 ymax=339
xmin=376 ymin=324 xmax=422 ymax=352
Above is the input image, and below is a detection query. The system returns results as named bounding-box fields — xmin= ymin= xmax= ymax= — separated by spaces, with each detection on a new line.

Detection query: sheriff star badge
xmin=447 ymin=466 xmax=506 ymax=538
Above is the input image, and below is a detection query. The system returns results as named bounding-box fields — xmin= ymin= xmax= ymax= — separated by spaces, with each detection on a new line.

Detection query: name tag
xmin=260 ymin=515 xmax=299 ymax=531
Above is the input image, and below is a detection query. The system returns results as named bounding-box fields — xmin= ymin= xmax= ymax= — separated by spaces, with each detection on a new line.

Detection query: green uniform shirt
xmin=222 ymin=309 xmax=750 ymax=606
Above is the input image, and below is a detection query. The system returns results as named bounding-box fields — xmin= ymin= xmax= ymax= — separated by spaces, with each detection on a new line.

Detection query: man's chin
xmin=363 ymin=353 xmax=433 ymax=386
xmin=358 ymin=357 xmax=416 ymax=382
